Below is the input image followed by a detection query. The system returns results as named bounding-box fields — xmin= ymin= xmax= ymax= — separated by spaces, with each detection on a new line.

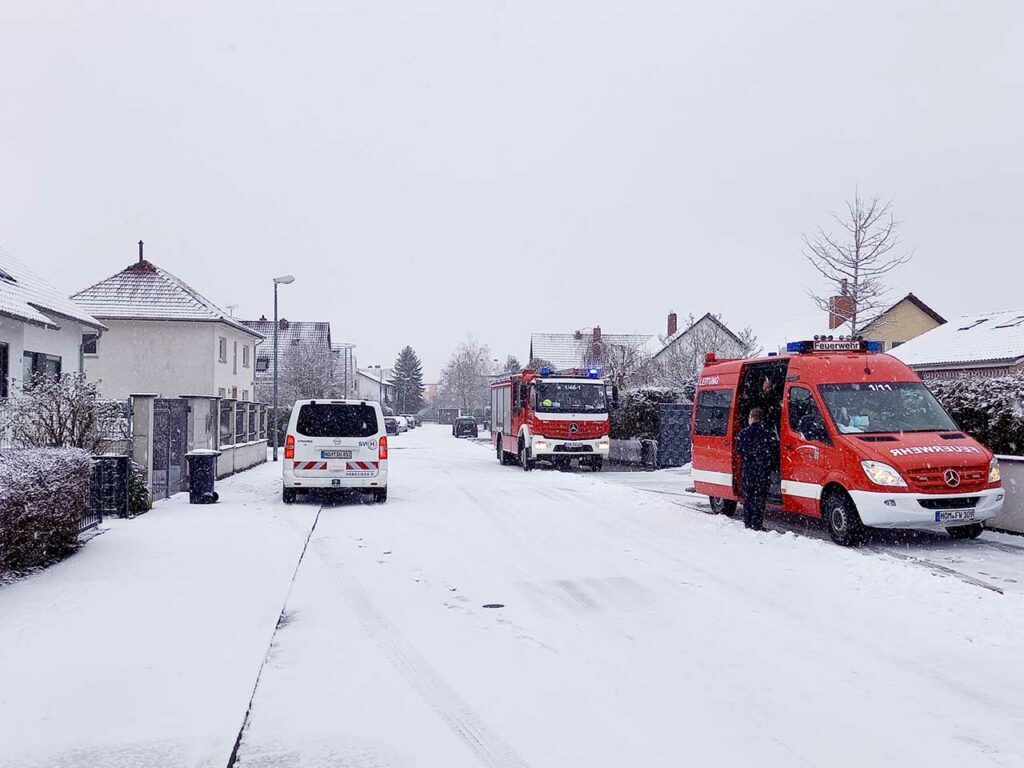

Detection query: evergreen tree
xmin=392 ymin=346 xmax=425 ymax=413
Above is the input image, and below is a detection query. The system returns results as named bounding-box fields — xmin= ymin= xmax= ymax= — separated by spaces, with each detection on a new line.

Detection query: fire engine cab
xmin=491 ymin=367 xmax=614 ymax=471
xmin=691 ymin=338 xmax=1004 ymax=545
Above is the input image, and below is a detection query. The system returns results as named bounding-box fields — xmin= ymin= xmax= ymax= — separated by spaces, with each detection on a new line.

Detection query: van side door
xmin=692 ymin=387 xmax=737 ymax=500
xmin=781 ymin=385 xmax=833 ymax=515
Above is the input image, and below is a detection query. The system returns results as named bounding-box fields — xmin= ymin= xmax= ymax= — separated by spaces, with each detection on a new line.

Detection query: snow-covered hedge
xmin=926 ymin=374 xmax=1024 ymax=456
xmin=611 ymin=387 xmax=691 ymax=441
xmin=0 ymin=448 xmax=92 ymax=573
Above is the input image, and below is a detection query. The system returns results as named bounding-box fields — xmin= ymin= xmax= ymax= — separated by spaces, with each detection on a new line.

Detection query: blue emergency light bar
xmin=588 ymin=367 xmax=600 ymax=378
xmin=786 ymin=338 xmax=883 ymax=354
xmin=540 ymin=367 xmax=552 ymax=376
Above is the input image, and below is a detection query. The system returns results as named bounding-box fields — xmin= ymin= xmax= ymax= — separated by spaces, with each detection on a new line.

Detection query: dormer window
xmin=956 ymin=318 xmax=989 ymax=331
xmin=0 ymin=268 xmax=16 ymax=284
xmin=994 ymin=315 xmax=1024 ymax=329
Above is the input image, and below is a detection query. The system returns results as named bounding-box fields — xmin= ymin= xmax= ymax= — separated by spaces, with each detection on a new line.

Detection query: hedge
xmin=926 ymin=374 xmax=1024 ymax=456
xmin=611 ymin=387 xmax=692 ymax=441
xmin=0 ymin=448 xmax=92 ymax=573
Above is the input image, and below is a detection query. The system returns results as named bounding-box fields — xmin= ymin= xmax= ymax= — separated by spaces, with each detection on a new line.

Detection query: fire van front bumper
xmin=849 ymin=487 xmax=1004 ymax=530
xmin=530 ymin=434 xmax=610 ymax=459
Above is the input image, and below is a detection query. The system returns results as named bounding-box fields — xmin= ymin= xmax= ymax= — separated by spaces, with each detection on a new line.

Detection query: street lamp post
xmin=271 ymin=274 xmax=295 ymax=461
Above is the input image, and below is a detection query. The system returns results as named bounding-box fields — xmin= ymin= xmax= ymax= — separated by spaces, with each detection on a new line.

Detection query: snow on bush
xmin=611 ymin=387 xmax=691 ymax=441
xmin=926 ymin=373 xmax=1024 ymax=456
xmin=0 ymin=448 xmax=92 ymax=573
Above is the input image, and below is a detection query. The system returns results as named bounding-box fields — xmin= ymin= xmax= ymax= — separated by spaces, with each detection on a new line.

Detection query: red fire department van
xmin=691 ymin=338 xmax=1004 ymax=545
xmin=491 ymin=367 xmax=614 ymax=471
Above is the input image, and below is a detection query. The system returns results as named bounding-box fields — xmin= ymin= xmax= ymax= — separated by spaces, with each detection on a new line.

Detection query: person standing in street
xmin=735 ymin=407 xmax=774 ymax=531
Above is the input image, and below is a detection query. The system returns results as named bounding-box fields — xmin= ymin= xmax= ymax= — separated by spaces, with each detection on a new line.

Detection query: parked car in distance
xmin=400 ymin=414 xmax=418 ymax=429
xmin=384 ymin=416 xmax=400 ymax=436
xmin=412 ymin=415 xmax=423 ymax=427
xmin=395 ymin=416 xmax=410 ymax=432
xmin=453 ymin=416 xmax=479 ymax=438
xmin=282 ymin=399 xmax=388 ymax=504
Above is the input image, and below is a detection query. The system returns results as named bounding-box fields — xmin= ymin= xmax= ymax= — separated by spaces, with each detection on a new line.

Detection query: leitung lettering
xmin=890 ymin=445 xmax=981 ymax=457
xmin=698 ymin=376 xmax=721 ymax=387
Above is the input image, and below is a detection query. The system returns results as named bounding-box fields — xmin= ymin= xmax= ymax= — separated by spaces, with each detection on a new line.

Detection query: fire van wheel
xmin=519 ymin=440 xmax=534 ymax=472
xmin=588 ymin=457 xmax=603 ymax=472
xmin=373 ymin=488 xmax=388 ymax=503
xmin=282 ymin=488 xmax=296 ymax=504
xmin=709 ymin=497 xmax=737 ymax=517
xmin=823 ymin=490 xmax=864 ymax=547
xmin=947 ymin=523 xmax=984 ymax=540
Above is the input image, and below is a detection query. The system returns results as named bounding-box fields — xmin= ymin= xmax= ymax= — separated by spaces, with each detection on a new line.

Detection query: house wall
xmin=354 ymin=371 xmax=393 ymax=404
xmin=84 ymin=320 xmax=206 ymax=399
xmin=862 ymin=301 xmax=942 ymax=352
xmin=211 ymin=325 xmax=260 ymax=400
xmin=1 ymin=316 xmax=86 ymax=395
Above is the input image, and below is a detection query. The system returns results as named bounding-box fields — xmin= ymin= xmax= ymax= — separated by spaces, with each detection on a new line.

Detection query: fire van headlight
xmin=861 ymin=461 xmax=907 ymax=487
xmin=989 ymin=457 xmax=1001 ymax=484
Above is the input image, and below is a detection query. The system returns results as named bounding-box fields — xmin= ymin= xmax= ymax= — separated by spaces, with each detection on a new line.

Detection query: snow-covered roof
xmin=358 ymin=367 xmax=394 ymax=385
xmin=0 ymin=247 xmax=104 ymax=330
xmin=651 ymin=313 xmax=744 ymax=360
xmin=890 ymin=308 xmax=1024 ymax=369
xmin=73 ymin=259 xmax=261 ymax=337
xmin=530 ymin=331 xmax=657 ymax=369
xmin=239 ymin=318 xmax=331 ymax=380
xmin=861 ymin=293 xmax=946 ymax=331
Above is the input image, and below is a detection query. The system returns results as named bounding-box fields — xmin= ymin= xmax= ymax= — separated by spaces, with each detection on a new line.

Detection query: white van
xmin=282 ymin=399 xmax=389 ymax=503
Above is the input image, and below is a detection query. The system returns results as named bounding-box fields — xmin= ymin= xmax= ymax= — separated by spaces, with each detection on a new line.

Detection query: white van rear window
xmin=296 ymin=404 xmax=378 ymax=438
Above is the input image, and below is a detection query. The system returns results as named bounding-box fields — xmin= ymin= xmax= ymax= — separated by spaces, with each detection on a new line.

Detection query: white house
xmin=71 ymin=247 xmax=263 ymax=400
xmin=354 ymin=367 xmax=394 ymax=406
xmin=648 ymin=311 xmax=751 ymax=388
xmin=0 ymin=247 xmax=105 ymax=398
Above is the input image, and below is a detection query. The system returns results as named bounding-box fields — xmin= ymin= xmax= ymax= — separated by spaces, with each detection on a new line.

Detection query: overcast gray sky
xmin=1 ymin=0 xmax=1021 ymax=379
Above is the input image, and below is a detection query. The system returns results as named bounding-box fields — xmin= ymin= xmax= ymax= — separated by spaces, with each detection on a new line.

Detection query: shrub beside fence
xmin=0 ymin=448 xmax=94 ymax=573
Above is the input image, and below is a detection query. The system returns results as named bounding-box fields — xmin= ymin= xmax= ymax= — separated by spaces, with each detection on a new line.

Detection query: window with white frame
xmin=219 ymin=337 xmax=228 ymax=362
xmin=82 ymin=333 xmax=98 ymax=355
xmin=242 ymin=345 xmax=250 ymax=368
xmin=233 ymin=341 xmax=238 ymax=374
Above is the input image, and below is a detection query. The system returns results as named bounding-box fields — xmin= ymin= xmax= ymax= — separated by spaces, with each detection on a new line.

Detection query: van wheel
xmin=374 ymin=488 xmax=388 ymax=503
xmin=519 ymin=440 xmax=534 ymax=472
xmin=823 ymin=490 xmax=864 ymax=546
xmin=709 ymin=497 xmax=737 ymax=517
xmin=497 ymin=439 xmax=511 ymax=465
xmin=947 ymin=523 xmax=983 ymax=540
xmin=282 ymin=488 xmax=296 ymax=504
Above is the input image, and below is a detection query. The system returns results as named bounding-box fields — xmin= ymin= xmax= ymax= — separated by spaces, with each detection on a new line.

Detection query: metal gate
xmin=153 ymin=399 xmax=188 ymax=500
xmin=656 ymin=402 xmax=693 ymax=468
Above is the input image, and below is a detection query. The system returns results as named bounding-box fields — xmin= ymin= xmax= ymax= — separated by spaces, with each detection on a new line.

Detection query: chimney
xmin=259 ymin=314 xmax=267 ymax=321
xmin=279 ymin=317 xmax=289 ymax=329
xmin=593 ymin=325 xmax=602 ymax=342
xmin=829 ymin=293 xmax=855 ymax=330
xmin=667 ymin=311 xmax=678 ymax=337
xmin=138 ymin=240 xmax=144 ymax=263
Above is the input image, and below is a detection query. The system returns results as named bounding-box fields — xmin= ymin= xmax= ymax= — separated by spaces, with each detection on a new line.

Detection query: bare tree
xmin=652 ymin=314 xmax=760 ymax=390
xmin=277 ymin=342 xmax=342 ymax=405
xmin=438 ymin=337 xmax=493 ymax=409
xmin=803 ymin=192 xmax=913 ymax=334
xmin=584 ymin=337 xmax=655 ymax=389
xmin=1 ymin=373 xmax=127 ymax=452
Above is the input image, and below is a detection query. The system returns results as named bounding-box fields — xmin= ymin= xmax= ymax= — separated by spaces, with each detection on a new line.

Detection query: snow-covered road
xmin=236 ymin=426 xmax=1024 ymax=767
xmin=2 ymin=425 xmax=1023 ymax=768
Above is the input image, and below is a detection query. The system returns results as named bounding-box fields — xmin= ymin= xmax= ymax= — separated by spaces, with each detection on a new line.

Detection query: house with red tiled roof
xmin=71 ymin=243 xmax=263 ymax=400
xmin=0 ymin=246 xmax=105 ymax=398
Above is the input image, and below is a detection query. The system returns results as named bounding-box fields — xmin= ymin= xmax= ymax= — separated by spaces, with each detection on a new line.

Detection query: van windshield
xmin=534 ymin=382 xmax=607 ymax=413
xmin=296 ymin=404 xmax=378 ymax=437
xmin=818 ymin=382 xmax=957 ymax=434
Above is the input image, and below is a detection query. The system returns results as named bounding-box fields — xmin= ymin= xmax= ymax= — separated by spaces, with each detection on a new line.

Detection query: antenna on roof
xmin=226 ymin=304 xmax=238 ymax=318
xmin=138 ymin=240 xmax=144 ymax=263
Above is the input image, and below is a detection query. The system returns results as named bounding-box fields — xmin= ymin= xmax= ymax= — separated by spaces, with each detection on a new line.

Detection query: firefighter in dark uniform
xmin=735 ymin=407 xmax=774 ymax=531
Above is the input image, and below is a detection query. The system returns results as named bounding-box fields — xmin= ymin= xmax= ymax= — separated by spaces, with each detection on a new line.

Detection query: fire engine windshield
xmin=818 ymin=382 xmax=957 ymax=434
xmin=534 ymin=381 xmax=607 ymax=413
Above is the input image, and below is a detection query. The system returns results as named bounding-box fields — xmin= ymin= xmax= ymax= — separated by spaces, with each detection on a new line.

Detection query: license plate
xmin=321 ymin=450 xmax=352 ymax=459
xmin=564 ymin=442 xmax=582 ymax=449
xmin=936 ymin=509 xmax=975 ymax=523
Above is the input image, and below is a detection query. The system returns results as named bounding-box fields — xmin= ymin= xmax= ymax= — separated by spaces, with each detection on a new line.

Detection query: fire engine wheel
xmin=519 ymin=440 xmax=534 ymax=471
xmin=947 ymin=523 xmax=984 ymax=540
xmin=823 ymin=491 xmax=864 ymax=547
xmin=588 ymin=457 xmax=603 ymax=472
xmin=709 ymin=497 xmax=737 ymax=516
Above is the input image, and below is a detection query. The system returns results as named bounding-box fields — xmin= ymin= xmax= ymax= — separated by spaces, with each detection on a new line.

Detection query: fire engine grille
xmin=918 ymin=497 xmax=980 ymax=510
xmin=906 ymin=465 xmax=987 ymax=493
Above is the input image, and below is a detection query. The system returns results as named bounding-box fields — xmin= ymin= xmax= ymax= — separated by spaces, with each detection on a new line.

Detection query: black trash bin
xmin=186 ymin=450 xmax=221 ymax=504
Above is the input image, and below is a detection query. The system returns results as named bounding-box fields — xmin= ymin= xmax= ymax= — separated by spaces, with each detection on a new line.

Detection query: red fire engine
xmin=491 ymin=367 xmax=615 ymax=471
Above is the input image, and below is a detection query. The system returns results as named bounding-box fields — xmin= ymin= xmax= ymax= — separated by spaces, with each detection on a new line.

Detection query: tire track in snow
xmin=309 ymin=537 xmax=531 ymax=768
xmin=226 ymin=503 xmax=325 ymax=768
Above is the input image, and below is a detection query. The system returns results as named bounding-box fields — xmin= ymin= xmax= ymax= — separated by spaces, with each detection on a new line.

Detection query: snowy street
xmin=3 ymin=425 xmax=1024 ymax=767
